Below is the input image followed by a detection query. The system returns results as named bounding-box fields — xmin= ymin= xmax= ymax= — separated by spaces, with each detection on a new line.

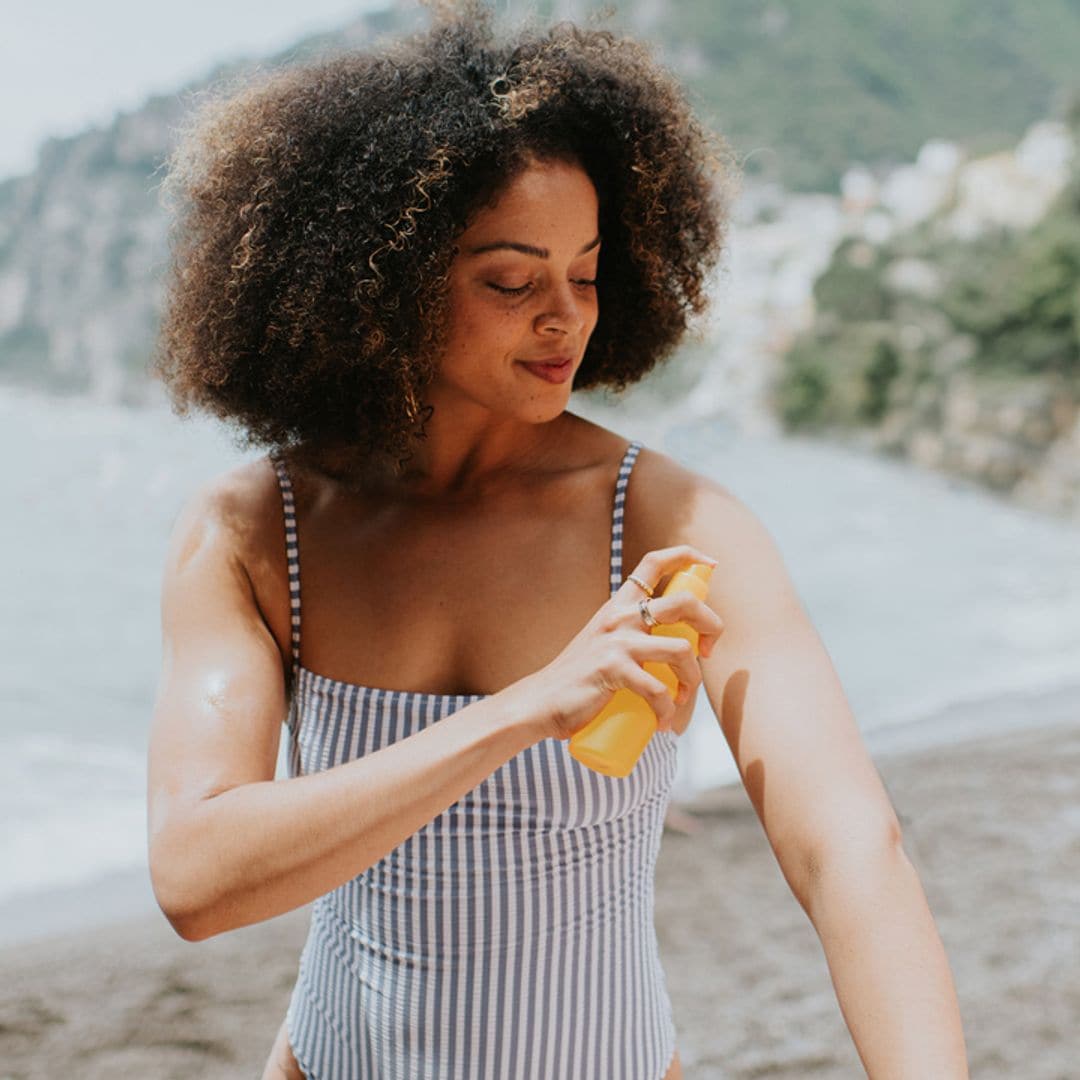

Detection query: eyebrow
xmin=464 ymin=234 xmax=601 ymax=259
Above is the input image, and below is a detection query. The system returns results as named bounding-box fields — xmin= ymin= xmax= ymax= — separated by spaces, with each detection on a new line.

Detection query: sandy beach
xmin=2 ymin=692 xmax=1077 ymax=1079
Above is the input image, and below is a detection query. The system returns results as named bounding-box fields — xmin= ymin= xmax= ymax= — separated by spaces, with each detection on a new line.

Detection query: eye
xmin=485 ymin=276 xmax=598 ymax=298
xmin=487 ymin=282 xmax=532 ymax=296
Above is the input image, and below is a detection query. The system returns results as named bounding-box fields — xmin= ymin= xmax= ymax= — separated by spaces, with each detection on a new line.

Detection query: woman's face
xmin=434 ymin=156 xmax=601 ymax=422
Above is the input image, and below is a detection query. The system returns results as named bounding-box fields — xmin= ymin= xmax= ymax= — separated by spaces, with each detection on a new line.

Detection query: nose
xmin=535 ymin=282 xmax=588 ymax=336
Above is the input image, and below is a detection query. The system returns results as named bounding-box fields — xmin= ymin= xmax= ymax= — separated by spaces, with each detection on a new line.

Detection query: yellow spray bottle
xmin=568 ymin=562 xmax=714 ymax=778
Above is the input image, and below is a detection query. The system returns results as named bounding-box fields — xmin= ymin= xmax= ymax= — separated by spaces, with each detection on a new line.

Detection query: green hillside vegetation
xmin=169 ymin=0 xmax=1080 ymax=194
xmin=772 ymin=111 xmax=1080 ymax=466
xmin=541 ymin=0 xmax=1080 ymax=191
xmin=5 ymin=0 xmax=1080 ymax=410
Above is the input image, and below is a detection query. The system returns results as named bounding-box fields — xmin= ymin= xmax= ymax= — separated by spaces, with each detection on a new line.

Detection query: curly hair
xmin=150 ymin=0 xmax=737 ymax=489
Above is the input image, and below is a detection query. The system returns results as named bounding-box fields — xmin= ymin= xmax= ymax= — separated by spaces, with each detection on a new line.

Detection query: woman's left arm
xmin=678 ymin=476 xmax=970 ymax=1079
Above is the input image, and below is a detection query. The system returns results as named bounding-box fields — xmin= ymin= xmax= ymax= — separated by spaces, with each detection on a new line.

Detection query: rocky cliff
xmin=0 ymin=5 xmax=422 ymax=406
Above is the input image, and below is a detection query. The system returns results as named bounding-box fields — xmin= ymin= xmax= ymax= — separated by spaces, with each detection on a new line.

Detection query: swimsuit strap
xmin=609 ymin=439 xmax=644 ymax=597
xmin=269 ymin=452 xmax=302 ymax=688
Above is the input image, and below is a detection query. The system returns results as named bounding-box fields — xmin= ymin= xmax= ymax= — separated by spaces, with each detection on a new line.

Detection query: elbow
xmin=164 ymin=897 xmax=220 ymax=942
xmin=148 ymin=835 xmax=221 ymax=943
xmin=153 ymin=882 xmax=228 ymax=942
xmin=163 ymin=907 xmax=213 ymax=943
xmin=150 ymin=868 xmax=213 ymax=942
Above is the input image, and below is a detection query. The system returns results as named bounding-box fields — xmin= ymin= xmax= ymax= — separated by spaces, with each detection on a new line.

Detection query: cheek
xmin=443 ymin=298 xmax=525 ymax=360
xmin=457 ymin=292 xmax=529 ymax=335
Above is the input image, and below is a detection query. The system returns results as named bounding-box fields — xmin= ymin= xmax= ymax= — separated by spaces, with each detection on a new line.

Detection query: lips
xmin=524 ymin=356 xmax=574 ymax=366
xmin=518 ymin=356 xmax=575 ymax=384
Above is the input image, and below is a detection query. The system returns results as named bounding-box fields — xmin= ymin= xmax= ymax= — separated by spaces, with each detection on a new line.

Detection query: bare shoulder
xmin=170 ymin=457 xmax=285 ymax=568
xmin=626 ymin=444 xmax=802 ymax=629
xmin=629 ymin=443 xmax=745 ymax=549
xmin=167 ymin=456 xmax=294 ymax=656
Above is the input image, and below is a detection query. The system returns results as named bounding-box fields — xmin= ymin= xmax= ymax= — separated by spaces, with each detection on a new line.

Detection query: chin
xmin=518 ymin=397 xmax=571 ymax=425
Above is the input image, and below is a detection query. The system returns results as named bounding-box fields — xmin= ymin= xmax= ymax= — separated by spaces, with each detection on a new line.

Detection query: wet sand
xmin=2 ymin=703 xmax=1077 ymax=1079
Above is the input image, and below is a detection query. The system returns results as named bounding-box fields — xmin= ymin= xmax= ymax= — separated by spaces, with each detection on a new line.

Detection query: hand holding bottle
xmin=568 ymin=560 xmax=715 ymax=776
xmin=510 ymin=545 xmax=725 ymax=747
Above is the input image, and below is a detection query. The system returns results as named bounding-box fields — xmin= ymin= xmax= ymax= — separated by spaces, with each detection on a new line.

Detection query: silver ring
xmin=638 ymin=597 xmax=659 ymax=628
xmin=627 ymin=573 xmax=655 ymax=598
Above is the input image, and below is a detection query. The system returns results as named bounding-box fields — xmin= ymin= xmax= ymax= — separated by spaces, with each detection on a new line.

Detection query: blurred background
xmin=2 ymin=2 xmax=1079 ymax=1076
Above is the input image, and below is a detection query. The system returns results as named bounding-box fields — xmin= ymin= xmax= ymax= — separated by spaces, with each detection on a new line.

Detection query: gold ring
xmin=627 ymin=573 xmax=655 ymax=598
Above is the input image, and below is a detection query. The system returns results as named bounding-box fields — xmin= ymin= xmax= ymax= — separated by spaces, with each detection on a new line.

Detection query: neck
xmin=359 ymin=409 xmax=575 ymax=503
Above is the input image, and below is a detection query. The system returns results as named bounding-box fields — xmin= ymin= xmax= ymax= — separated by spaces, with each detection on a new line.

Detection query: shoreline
xmin=858 ymin=677 xmax=1080 ymax=760
xmin=0 ymin=866 xmax=159 ymax=951
xmin=3 ymin=679 xmax=1079 ymax=952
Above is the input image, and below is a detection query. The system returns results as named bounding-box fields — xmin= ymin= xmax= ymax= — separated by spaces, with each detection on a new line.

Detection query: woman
xmin=146 ymin=5 xmax=969 ymax=1078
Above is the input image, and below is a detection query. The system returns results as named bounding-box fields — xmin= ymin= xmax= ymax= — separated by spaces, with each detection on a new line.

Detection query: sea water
xmin=2 ymin=386 xmax=1078 ymax=918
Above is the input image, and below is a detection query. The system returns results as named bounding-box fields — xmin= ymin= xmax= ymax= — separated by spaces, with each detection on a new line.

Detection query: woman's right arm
xmin=148 ymin=476 xmax=722 ymax=942
xmin=148 ymin=478 xmax=546 ymax=942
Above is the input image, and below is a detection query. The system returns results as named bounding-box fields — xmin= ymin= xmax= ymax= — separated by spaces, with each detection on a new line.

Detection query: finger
xmin=632 ymin=635 xmax=701 ymax=697
xmin=669 ymin=641 xmax=702 ymax=697
xmin=621 ymin=663 xmax=677 ymax=730
xmin=630 ymin=593 xmax=725 ymax=644
xmin=625 ymin=545 xmax=718 ymax=595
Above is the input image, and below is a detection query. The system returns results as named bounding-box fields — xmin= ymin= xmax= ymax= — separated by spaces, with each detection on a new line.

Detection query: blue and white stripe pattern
xmin=609 ymin=440 xmax=638 ymax=597
xmin=269 ymin=438 xmax=680 ymax=1079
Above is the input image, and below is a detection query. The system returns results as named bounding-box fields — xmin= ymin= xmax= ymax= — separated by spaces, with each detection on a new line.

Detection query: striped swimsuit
xmin=270 ymin=439 xmax=680 ymax=1080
